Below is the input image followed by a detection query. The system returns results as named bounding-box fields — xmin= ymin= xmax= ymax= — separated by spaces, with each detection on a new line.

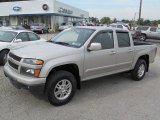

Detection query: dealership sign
xmin=13 ymin=6 xmax=21 ymax=11
xmin=42 ymin=4 xmax=49 ymax=11
xmin=58 ymin=7 xmax=73 ymax=14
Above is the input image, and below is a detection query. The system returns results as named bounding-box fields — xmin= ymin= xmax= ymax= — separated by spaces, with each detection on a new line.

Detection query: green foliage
xmin=100 ymin=17 xmax=111 ymax=24
xmin=90 ymin=16 xmax=160 ymax=26
xmin=143 ymin=19 xmax=151 ymax=26
xmin=89 ymin=17 xmax=99 ymax=24
xmin=121 ymin=19 xmax=130 ymax=23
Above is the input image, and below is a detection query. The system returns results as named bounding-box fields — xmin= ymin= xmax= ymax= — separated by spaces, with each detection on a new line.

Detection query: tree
xmin=112 ymin=18 xmax=117 ymax=23
xmin=138 ymin=18 xmax=144 ymax=25
xmin=100 ymin=17 xmax=111 ymax=24
xmin=143 ymin=19 xmax=151 ymax=26
xmin=89 ymin=17 xmax=99 ymax=24
xmin=121 ymin=19 xmax=130 ymax=23
xmin=151 ymin=20 xmax=158 ymax=26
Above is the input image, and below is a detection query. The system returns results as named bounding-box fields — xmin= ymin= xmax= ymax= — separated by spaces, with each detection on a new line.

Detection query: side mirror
xmin=14 ymin=39 xmax=22 ymax=43
xmin=88 ymin=43 xmax=102 ymax=51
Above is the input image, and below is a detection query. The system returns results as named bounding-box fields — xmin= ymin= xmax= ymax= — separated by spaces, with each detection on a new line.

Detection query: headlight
xmin=23 ymin=59 xmax=44 ymax=65
xmin=21 ymin=67 xmax=41 ymax=77
xmin=21 ymin=58 xmax=44 ymax=77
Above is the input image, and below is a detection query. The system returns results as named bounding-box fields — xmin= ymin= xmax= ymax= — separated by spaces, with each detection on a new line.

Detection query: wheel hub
xmin=54 ymin=79 xmax=72 ymax=101
xmin=138 ymin=64 xmax=145 ymax=78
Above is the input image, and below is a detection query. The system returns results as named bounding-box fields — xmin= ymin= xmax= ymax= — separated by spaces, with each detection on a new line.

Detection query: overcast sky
xmin=58 ymin=0 xmax=160 ymax=20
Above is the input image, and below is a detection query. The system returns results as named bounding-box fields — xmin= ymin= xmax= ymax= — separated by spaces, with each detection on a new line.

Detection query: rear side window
xmin=136 ymin=26 xmax=149 ymax=31
xmin=117 ymin=32 xmax=130 ymax=47
xmin=150 ymin=27 xmax=157 ymax=32
xmin=92 ymin=31 xmax=114 ymax=49
xmin=117 ymin=25 xmax=123 ymax=29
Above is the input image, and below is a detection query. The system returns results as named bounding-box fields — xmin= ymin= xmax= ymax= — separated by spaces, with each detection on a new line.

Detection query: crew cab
xmin=4 ymin=27 xmax=157 ymax=106
xmin=0 ymin=30 xmax=46 ymax=65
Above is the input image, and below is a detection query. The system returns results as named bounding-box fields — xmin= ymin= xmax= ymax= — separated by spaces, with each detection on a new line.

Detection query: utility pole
xmin=138 ymin=0 xmax=142 ymax=25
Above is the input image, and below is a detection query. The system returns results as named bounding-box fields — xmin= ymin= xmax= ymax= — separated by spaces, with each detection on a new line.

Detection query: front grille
xmin=8 ymin=60 xmax=18 ymax=70
xmin=9 ymin=53 xmax=21 ymax=62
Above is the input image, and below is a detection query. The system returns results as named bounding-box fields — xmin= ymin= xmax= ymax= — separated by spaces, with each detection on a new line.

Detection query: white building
xmin=0 ymin=0 xmax=89 ymax=31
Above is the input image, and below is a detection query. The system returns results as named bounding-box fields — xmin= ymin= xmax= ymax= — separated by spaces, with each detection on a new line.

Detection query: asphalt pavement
xmin=0 ymin=38 xmax=160 ymax=120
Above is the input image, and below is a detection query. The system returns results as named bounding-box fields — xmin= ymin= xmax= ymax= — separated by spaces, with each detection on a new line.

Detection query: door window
xmin=16 ymin=32 xmax=29 ymax=42
xmin=150 ymin=27 xmax=157 ymax=32
xmin=117 ymin=25 xmax=123 ymax=29
xmin=91 ymin=31 xmax=114 ymax=49
xmin=117 ymin=32 xmax=130 ymax=47
xmin=28 ymin=32 xmax=40 ymax=41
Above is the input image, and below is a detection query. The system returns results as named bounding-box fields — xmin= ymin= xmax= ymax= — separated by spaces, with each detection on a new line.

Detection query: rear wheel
xmin=131 ymin=59 xmax=147 ymax=81
xmin=46 ymin=71 xmax=77 ymax=106
xmin=140 ymin=34 xmax=146 ymax=41
xmin=0 ymin=50 xmax=9 ymax=66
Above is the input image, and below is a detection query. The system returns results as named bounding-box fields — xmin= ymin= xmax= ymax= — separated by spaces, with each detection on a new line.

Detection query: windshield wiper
xmin=0 ymin=40 xmax=5 ymax=42
xmin=53 ymin=41 xmax=70 ymax=46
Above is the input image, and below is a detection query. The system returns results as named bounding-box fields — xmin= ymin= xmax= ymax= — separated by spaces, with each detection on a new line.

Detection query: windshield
xmin=0 ymin=31 xmax=17 ymax=42
xmin=50 ymin=28 xmax=95 ymax=48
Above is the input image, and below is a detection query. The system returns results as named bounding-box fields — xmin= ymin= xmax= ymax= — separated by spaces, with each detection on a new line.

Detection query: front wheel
xmin=131 ymin=59 xmax=147 ymax=81
xmin=0 ymin=50 xmax=9 ymax=66
xmin=46 ymin=71 xmax=77 ymax=106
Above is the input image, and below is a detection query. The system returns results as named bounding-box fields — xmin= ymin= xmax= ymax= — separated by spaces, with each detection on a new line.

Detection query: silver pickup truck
xmin=4 ymin=27 xmax=157 ymax=106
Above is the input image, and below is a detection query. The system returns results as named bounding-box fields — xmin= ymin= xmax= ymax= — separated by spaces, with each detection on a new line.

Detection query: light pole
xmin=138 ymin=0 xmax=142 ymax=25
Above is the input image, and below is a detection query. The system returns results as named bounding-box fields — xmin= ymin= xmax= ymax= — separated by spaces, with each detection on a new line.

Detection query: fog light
xmin=21 ymin=67 xmax=41 ymax=77
xmin=26 ymin=69 xmax=34 ymax=75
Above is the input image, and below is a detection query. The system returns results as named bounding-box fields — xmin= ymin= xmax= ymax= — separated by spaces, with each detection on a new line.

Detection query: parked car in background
xmin=0 ymin=26 xmax=12 ymax=31
xmin=58 ymin=22 xmax=73 ymax=31
xmin=109 ymin=23 xmax=129 ymax=30
xmin=30 ymin=23 xmax=49 ymax=34
xmin=0 ymin=30 xmax=46 ymax=65
xmin=4 ymin=27 xmax=157 ymax=106
xmin=136 ymin=26 xmax=160 ymax=41
xmin=9 ymin=25 xmax=26 ymax=30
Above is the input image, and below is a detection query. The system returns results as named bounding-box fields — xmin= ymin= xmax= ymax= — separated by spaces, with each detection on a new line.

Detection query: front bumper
xmin=4 ymin=65 xmax=46 ymax=87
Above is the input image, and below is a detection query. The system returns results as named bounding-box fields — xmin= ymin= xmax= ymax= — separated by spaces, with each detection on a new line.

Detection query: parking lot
xmin=0 ymin=35 xmax=160 ymax=120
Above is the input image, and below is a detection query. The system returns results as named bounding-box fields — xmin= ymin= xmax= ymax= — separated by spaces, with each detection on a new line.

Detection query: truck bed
xmin=134 ymin=41 xmax=152 ymax=46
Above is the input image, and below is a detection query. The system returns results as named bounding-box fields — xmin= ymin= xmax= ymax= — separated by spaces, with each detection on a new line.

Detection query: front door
xmin=84 ymin=31 xmax=116 ymax=80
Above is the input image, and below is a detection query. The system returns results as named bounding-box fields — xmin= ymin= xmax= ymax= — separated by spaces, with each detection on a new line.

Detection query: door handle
xmin=128 ymin=49 xmax=134 ymax=53
xmin=110 ymin=51 xmax=116 ymax=55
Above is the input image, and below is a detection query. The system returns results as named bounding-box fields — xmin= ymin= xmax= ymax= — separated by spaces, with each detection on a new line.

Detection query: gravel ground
xmin=0 ymin=39 xmax=160 ymax=120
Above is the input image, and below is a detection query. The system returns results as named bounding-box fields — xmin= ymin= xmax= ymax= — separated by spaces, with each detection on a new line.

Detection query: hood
xmin=11 ymin=42 xmax=81 ymax=60
xmin=0 ymin=42 xmax=10 ymax=51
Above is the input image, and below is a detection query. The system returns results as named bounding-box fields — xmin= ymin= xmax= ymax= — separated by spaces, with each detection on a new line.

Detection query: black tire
xmin=140 ymin=34 xmax=146 ymax=41
xmin=0 ymin=50 xmax=9 ymax=66
xmin=46 ymin=70 xmax=77 ymax=106
xmin=131 ymin=59 xmax=147 ymax=81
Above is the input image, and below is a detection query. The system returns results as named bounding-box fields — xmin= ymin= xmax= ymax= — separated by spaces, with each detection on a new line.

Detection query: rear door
xmin=148 ymin=27 xmax=158 ymax=39
xmin=157 ymin=28 xmax=160 ymax=39
xmin=115 ymin=31 xmax=134 ymax=71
